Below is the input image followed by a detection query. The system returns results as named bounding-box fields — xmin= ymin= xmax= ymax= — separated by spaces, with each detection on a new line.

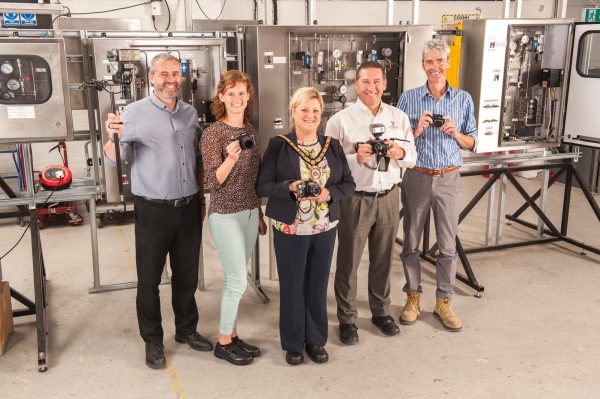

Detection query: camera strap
xmin=277 ymin=135 xmax=331 ymax=167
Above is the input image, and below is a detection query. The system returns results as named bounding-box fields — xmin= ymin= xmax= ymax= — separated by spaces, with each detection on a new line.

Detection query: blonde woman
xmin=257 ymin=87 xmax=355 ymax=365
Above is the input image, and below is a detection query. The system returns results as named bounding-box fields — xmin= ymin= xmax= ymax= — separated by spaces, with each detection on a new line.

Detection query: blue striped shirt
xmin=397 ymin=82 xmax=478 ymax=169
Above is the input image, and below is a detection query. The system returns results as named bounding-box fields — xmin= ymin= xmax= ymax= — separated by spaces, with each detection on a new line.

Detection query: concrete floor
xmin=1 ymin=175 xmax=600 ymax=399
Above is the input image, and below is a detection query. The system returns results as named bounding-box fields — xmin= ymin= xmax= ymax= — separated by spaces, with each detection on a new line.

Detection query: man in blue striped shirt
xmin=396 ymin=39 xmax=478 ymax=332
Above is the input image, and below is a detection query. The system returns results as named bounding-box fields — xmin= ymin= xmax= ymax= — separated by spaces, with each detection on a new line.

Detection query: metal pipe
xmin=386 ymin=0 xmax=394 ymax=25
xmin=557 ymin=0 xmax=568 ymax=18
xmin=514 ymin=0 xmax=523 ymax=18
xmin=75 ymin=31 xmax=218 ymax=39
xmin=184 ymin=0 xmax=193 ymax=31
xmin=89 ymin=198 xmax=101 ymax=289
xmin=502 ymin=0 xmax=511 ymax=18
xmin=308 ymin=0 xmax=316 ymax=26
xmin=411 ymin=0 xmax=419 ymax=24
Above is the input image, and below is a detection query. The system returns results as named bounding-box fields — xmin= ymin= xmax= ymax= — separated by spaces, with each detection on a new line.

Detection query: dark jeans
xmin=273 ymin=227 xmax=337 ymax=353
xmin=134 ymin=195 xmax=202 ymax=344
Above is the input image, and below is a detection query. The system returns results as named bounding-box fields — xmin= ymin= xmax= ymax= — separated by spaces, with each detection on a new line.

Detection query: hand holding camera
xmin=232 ymin=133 xmax=257 ymax=150
xmin=415 ymin=111 xmax=447 ymax=139
xmin=225 ymin=140 xmax=242 ymax=162
xmin=297 ymin=180 xmax=322 ymax=198
xmin=290 ymin=180 xmax=329 ymax=202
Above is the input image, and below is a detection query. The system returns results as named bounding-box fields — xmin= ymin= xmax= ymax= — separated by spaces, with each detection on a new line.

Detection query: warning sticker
xmin=7 ymin=106 xmax=36 ymax=119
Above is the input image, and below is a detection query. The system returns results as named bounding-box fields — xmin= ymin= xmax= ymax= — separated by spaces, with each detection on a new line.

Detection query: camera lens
xmin=431 ymin=114 xmax=445 ymax=128
xmin=240 ymin=135 xmax=255 ymax=150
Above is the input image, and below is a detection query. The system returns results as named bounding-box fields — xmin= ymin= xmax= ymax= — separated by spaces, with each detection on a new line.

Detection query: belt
xmin=412 ymin=166 xmax=459 ymax=176
xmin=355 ymin=186 xmax=395 ymax=198
xmin=140 ymin=194 xmax=195 ymax=208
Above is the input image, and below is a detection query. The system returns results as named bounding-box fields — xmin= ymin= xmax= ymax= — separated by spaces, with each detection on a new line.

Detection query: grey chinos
xmin=400 ymin=169 xmax=461 ymax=298
xmin=334 ymin=186 xmax=400 ymax=324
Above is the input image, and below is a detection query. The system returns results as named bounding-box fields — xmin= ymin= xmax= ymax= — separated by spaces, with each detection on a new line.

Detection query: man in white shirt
xmin=326 ymin=61 xmax=416 ymax=344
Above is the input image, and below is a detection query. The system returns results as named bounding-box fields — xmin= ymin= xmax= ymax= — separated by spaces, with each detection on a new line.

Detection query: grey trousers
xmin=400 ymin=168 xmax=461 ymax=299
xmin=334 ymin=186 xmax=400 ymax=324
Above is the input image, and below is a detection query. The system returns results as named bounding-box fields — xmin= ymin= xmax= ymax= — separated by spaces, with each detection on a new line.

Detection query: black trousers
xmin=134 ymin=195 xmax=201 ymax=344
xmin=273 ymin=227 xmax=337 ymax=353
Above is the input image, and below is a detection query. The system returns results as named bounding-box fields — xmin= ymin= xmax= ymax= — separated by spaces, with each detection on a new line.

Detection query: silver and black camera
xmin=368 ymin=123 xmax=390 ymax=171
xmin=364 ymin=123 xmax=389 ymax=157
xmin=431 ymin=114 xmax=445 ymax=128
xmin=232 ymin=133 xmax=256 ymax=150
xmin=297 ymin=180 xmax=322 ymax=198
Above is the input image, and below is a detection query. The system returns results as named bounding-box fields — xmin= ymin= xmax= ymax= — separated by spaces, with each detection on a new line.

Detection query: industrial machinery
xmin=460 ymin=19 xmax=573 ymax=153
xmin=72 ymin=33 xmax=226 ymax=223
xmin=241 ymin=25 xmax=433 ymax=151
xmin=563 ymin=23 xmax=600 ymax=147
xmin=0 ymin=37 xmax=73 ymax=143
xmin=562 ymin=22 xmax=600 ymax=192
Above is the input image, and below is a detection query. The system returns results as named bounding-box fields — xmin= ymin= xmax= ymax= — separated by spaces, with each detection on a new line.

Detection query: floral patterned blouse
xmin=272 ymin=138 xmax=338 ymax=235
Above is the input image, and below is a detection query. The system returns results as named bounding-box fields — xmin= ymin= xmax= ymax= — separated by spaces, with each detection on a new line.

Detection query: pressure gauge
xmin=520 ymin=34 xmax=530 ymax=45
xmin=6 ymin=79 xmax=20 ymax=91
xmin=1 ymin=62 xmax=13 ymax=74
xmin=338 ymin=84 xmax=348 ymax=95
xmin=381 ymin=47 xmax=392 ymax=57
xmin=332 ymin=48 xmax=342 ymax=59
xmin=509 ymin=41 xmax=518 ymax=52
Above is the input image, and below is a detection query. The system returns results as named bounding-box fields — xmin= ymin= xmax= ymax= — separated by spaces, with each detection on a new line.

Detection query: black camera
xmin=232 ymin=133 xmax=256 ymax=150
xmin=366 ymin=123 xmax=389 ymax=157
xmin=297 ymin=180 xmax=322 ymax=198
xmin=431 ymin=114 xmax=445 ymax=128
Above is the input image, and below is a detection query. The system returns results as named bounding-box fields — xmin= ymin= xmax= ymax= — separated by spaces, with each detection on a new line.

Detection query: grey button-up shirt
xmin=105 ymin=94 xmax=200 ymax=200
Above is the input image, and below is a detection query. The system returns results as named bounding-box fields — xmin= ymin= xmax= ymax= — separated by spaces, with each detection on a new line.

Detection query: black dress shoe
xmin=214 ymin=342 xmax=254 ymax=366
xmin=305 ymin=344 xmax=329 ymax=364
xmin=285 ymin=351 xmax=304 ymax=366
xmin=339 ymin=323 xmax=359 ymax=345
xmin=175 ymin=331 xmax=213 ymax=351
xmin=372 ymin=315 xmax=400 ymax=336
xmin=145 ymin=342 xmax=166 ymax=369
xmin=232 ymin=336 xmax=261 ymax=357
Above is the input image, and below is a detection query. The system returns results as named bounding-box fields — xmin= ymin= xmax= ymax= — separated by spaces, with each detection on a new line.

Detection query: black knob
xmin=0 ymin=91 xmax=11 ymax=101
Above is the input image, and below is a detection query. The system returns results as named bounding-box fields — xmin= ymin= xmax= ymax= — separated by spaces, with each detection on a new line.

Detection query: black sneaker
xmin=305 ymin=344 xmax=329 ymax=364
xmin=339 ymin=323 xmax=359 ymax=345
xmin=145 ymin=342 xmax=166 ymax=369
xmin=371 ymin=315 xmax=400 ymax=336
xmin=232 ymin=336 xmax=261 ymax=357
xmin=214 ymin=342 xmax=254 ymax=366
xmin=175 ymin=331 xmax=213 ymax=351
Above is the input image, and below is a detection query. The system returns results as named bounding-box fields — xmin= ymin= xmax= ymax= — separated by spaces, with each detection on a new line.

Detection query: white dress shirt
xmin=325 ymin=98 xmax=416 ymax=192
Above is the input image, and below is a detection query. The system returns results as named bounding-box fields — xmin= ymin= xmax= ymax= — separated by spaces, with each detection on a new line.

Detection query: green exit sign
xmin=583 ymin=8 xmax=600 ymax=22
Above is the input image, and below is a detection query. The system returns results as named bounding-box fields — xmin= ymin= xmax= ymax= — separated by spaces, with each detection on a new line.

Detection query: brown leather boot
xmin=399 ymin=292 xmax=421 ymax=325
xmin=434 ymin=298 xmax=462 ymax=332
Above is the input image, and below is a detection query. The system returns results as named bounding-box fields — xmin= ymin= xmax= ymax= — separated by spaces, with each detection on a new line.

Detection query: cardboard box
xmin=0 ymin=281 xmax=14 ymax=355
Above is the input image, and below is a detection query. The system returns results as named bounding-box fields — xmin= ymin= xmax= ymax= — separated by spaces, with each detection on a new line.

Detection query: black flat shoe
xmin=145 ymin=342 xmax=166 ymax=369
xmin=175 ymin=331 xmax=213 ymax=351
xmin=339 ymin=323 xmax=359 ymax=345
xmin=305 ymin=344 xmax=329 ymax=364
xmin=285 ymin=351 xmax=304 ymax=365
xmin=372 ymin=315 xmax=400 ymax=336
xmin=214 ymin=342 xmax=254 ymax=366
xmin=232 ymin=336 xmax=261 ymax=357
